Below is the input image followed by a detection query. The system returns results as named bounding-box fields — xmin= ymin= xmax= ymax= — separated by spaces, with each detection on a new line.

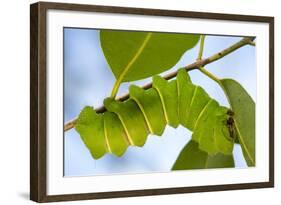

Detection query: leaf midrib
xmin=234 ymin=118 xmax=254 ymax=165
xmin=111 ymin=32 xmax=153 ymax=97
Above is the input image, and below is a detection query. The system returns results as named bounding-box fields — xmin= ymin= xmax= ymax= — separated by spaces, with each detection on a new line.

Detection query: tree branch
xmin=64 ymin=37 xmax=255 ymax=132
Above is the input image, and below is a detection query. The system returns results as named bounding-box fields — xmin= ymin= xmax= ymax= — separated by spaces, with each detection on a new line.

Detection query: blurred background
xmin=63 ymin=28 xmax=256 ymax=177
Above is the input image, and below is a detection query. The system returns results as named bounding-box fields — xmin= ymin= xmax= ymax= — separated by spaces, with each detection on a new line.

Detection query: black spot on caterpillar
xmin=226 ymin=109 xmax=236 ymax=139
xmin=75 ymin=69 xmax=234 ymax=159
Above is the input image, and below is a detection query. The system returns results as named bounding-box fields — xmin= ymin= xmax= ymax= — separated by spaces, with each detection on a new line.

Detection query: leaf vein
xmin=111 ymin=33 xmax=152 ymax=97
xmin=234 ymin=119 xmax=254 ymax=165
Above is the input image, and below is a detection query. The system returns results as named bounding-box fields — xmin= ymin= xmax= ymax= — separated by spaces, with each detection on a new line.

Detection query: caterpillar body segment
xmin=193 ymin=103 xmax=226 ymax=154
xmin=104 ymin=98 xmax=149 ymax=147
xmin=103 ymin=111 xmax=129 ymax=156
xmin=214 ymin=108 xmax=235 ymax=154
xmin=75 ymin=69 xmax=234 ymax=159
xmin=129 ymin=85 xmax=166 ymax=136
xmin=185 ymin=86 xmax=211 ymax=130
xmin=176 ymin=69 xmax=194 ymax=126
xmin=152 ymin=76 xmax=179 ymax=128
xmin=75 ymin=106 xmax=107 ymax=159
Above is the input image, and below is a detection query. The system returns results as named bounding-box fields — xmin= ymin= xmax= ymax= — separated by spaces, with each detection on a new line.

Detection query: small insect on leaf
xmin=226 ymin=110 xmax=236 ymax=140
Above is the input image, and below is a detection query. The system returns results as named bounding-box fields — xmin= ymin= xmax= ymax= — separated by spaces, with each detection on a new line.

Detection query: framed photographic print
xmin=30 ymin=1 xmax=274 ymax=202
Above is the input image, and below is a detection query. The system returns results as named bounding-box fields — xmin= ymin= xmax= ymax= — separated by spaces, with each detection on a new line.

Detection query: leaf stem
xmin=198 ymin=66 xmax=220 ymax=83
xmin=195 ymin=36 xmax=255 ymax=108
xmin=197 ymin=35 xmax=206 ymax=61
xmin=198 ymin=67 xmax=231 ymax=107
xmin=64 ymin=37 xmax=255 ymax=132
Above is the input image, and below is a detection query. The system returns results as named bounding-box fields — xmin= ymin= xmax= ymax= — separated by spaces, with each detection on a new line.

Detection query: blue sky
xmin=63 ymin=28 xmax=256 ymax=177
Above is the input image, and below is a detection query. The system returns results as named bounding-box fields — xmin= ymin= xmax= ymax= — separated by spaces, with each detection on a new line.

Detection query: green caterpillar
xmin=75 ymin=69 xmax=234 ymax=159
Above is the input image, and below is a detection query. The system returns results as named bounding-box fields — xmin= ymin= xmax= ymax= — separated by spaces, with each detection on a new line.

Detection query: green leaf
xmin=221 ymin=79 xmax=255 ymax=166
xmin=100 ymin=30 xmax=199 ymax=82
xmin=172 ymin=140 xmax=234 ymax=170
